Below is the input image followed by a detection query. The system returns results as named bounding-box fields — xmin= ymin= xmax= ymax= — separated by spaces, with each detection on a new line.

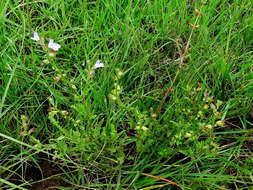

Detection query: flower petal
xmin=93 ymin=60 xmax=105 ymax=69
xmin=31 ymin=32 xmax=40 ymax=41
xmin=89 ymin=70 xmax=95 ymax=75
xmin=48 ymin=39 xmax=61 ymax=51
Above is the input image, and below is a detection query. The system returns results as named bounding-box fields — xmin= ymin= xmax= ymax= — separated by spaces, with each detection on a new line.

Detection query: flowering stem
xmin=157 ymin=9 xmax=202 ymax=113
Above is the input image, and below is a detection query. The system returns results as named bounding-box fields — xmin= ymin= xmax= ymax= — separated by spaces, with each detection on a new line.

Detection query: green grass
xmin=1 ymin=0 xmax=253 ymax=189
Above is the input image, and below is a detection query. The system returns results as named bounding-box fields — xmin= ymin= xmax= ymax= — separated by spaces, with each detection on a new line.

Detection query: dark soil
xmin=3 ymin=153 xmax=71 ymax=190
xmin=26 ymin=158 xmax=71 ymax=190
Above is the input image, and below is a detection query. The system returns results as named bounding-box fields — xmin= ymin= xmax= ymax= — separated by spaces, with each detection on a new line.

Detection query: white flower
xmin=89 ymin=60 xmax=105 ymax=75
xmin=89 ymin=71 xmax=95 ymax=75
xmin=31 ymin=32 xmax=40 ymax=41
xmin=92 ymin=60 xmax=104 ymax=69
xmin=48 ymin=39 xmax=61 ymax=51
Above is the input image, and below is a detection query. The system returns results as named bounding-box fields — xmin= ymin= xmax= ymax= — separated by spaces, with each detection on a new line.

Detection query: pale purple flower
xmin=89 ymin=60 xmax=105 ymax=75
xmin=89 ymin=71 xmax=95 ymax=75
xmin=48 ymin=39 xmax=61 ymax=51
xmin=92 ymin=60 xmax=104 ymax=69
xmin=31 ymin=32 xmax=40 ymax=41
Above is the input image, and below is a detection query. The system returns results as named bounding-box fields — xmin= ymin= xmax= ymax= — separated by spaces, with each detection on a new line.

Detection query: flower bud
xmin=216 ymin=120 xmax=225 ymax=127
xmin=108 ymin=94 xmax=117 ymax=101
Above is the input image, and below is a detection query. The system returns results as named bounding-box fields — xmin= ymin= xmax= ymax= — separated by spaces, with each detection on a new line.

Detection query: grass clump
xmin=0 ymin=0 xmax=253 ymax=189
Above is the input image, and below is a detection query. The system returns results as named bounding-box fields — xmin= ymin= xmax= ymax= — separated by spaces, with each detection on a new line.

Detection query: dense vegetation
xmin=0 ymin=0 xmax=253 ymax=189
